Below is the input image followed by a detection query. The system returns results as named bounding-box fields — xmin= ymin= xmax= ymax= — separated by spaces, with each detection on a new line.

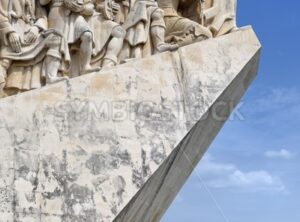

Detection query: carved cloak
xmin=0 ymin=0 xmax=58 ymax=91
xmin=0 ymin=1 xmax=14 ymax=46
xmin=44 ymin=0 xmax=96 ymax=75
xmin=123 ymin=0 xmax=165 ymax=57
xmin=203 ymin=0 xmax=237 ymax=37
xmin=88 ymin=12 xmax=120 ymax=61
xmin=157 ymin=0 xmax=212 ymax=44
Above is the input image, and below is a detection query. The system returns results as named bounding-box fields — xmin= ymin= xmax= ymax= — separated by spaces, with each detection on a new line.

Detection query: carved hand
xmin=65 ymin=1 xmax=84 ymax=13
xmin=8 ymin=32 xmax=22 ymax=53
xmin=25 ymin=26 xmax=39 ymax=44
xmin=82 ymin=3 xmax=95 ymax=16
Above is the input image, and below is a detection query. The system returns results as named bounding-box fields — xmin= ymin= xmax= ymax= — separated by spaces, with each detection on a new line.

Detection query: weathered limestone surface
xmin=0 ymin=27 xmax=260 ymax=222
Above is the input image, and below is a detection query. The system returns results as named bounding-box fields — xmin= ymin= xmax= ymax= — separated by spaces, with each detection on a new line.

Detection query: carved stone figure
xmin=0 ymin=0 xmax=240 ymax=98
xmin=157 ymin=0 xmax=212 ymax=45
xmin=0 ymin=6 xmax=11 ymax=96
xmin=122 ymin=0 xmax=178 ymax=59
xmin=203 ymin=0 xmax=238 ymax=37
xmin=113 ymin=0 xmax=130 ymax=25
xmin=88 ymin=0 xmax=126 ymax=68
xmin=0 ymin=0 xmax=65 ymax=96
xmin=40 ymin=0 xmax=99 ymax=75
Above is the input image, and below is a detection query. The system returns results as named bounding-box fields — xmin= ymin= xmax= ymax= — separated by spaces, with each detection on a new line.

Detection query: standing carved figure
xmin=0 ymin=0 xmax=65 ymax=96
xmin=0 ymin=5 xmax=11 ymax=96
xmin=40 ymin=0 xmax=99 ymax=75
xmin=122 ymin=0 xmax=177 ymax=59
xmin=88 ymin=0 xmax=126 ymax=68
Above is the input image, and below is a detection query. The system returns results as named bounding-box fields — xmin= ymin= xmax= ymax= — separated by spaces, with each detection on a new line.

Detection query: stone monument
xmin=0 ymin=0 xmax=261 ymax=221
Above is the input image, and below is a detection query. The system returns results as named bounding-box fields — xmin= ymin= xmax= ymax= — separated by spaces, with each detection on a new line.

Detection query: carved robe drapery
xmin=88 ymin=0 xmax=123 ymax=65
xmin=203 ymin=0 xmax=237 ymax=37
xmin=157 ymin=0 xmax=212 ymax=44
xmin=0 ymin=0 xmax=61 ymax=91
xmin=123 ymin=0 xmax=166 ymax=57
xmin=0 ymin=4 xmax=14 ymax=85
xmin=0 ymin=2 xmax=14 ymax=47
xmin=40 ymin=0 xmax=95 ymax=74
xmin=178 ymin=0 xmax=237 ymax=37
xmin=0 ymin=0 xmax=49 ymax=59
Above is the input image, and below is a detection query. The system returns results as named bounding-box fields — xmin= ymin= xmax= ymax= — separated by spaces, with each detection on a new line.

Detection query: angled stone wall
xmin=0 ymin=27 xmax=260 ymax=222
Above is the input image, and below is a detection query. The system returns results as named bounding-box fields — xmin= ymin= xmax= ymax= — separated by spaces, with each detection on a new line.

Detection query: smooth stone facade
xmin=0 ymin=27 xmax=260 ymax=222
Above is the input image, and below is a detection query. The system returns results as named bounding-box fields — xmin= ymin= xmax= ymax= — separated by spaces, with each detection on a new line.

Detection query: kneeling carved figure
xmin=157 ymin=0 xmax=238 ymax=44
xmin=157 ymin=0 xmax=213 ymax=45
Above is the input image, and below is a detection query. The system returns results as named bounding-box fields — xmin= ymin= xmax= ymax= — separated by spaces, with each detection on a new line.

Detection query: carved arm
xmin=64 ymin=0 xmax=95 ymax=16
xmin=34 ymin=2 xmax=49 ymax=31
xmin=203 ymin=0 xmax=219 ymax=20
xmin=81 ymin=2 xmax=95 ymax=16
xmin=39 ymin=0 xmax=52 ymax=6
xmin=0 ymin=1 xmax=16 ymax=44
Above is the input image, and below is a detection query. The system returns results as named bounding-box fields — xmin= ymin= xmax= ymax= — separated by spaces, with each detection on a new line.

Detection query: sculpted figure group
xmin=0 ymin=0 xmax=238 ymax=97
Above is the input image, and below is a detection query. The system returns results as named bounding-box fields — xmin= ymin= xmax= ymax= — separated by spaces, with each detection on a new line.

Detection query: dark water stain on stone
xmin=117 ymin=150 xmax=132 ymax=166
xmin=86 ymin=154 xmax=107 ymax=175
xmin=86 ymin=147 xmax=126 ymax=175
xmin=113 ymin=176 xmax=126 ymax=205
xmin=142 ymin=149 xmax=151 ymax=178
xmin=151 ymin=145 xmax=167 ymax=165
xmin=132 ymin=167 xmax=143 ymax=189
xmin=64 ymin=184 xmax=96 ymax=221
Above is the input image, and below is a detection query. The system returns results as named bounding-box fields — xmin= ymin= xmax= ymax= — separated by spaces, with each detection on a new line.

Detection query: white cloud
xmin=196 ymin=154 xmax=286 ymax=193
xmin=249 ymin=87 xmax=300 ymax=113
xmin=264 ymin=149 xmax=296 ymax=160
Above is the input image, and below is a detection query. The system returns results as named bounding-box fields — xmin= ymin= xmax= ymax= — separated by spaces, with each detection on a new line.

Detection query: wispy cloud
xmin=264 ymin=149 xmax=296 ymax=160
xmin=253 ymin=88 xmax=300 ymax=112
xmin=196 ymin=154 xmax=287 ymax=193
xmin=237 ymin=86 xmax=300 ymax=134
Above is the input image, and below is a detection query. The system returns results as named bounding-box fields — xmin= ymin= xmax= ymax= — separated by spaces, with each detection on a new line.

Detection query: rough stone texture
xmin=0 ymin=27 xmax=260 ymax=221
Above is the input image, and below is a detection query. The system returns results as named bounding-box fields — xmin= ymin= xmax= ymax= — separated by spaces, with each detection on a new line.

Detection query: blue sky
xmin=162 ymin=0 xmax=300 ymax=221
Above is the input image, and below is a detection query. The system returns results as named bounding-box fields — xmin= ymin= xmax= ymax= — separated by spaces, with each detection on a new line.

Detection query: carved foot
xmin=0 ymin=83 xmax=7 ymax=98
xmin=47 ymin=76 xmax=69 ymax=85
xmin=231 ymin=27 xmax=239 ymax=33
xmin=102 ymin=59 xmax=117 ymax=68
xmin=157 ymin=43 xmax=179 ymax=53
xmin=120 ymin=58 xmax=137 ymax=64
xmin=82 ymin=67 xmax=101 ymax=74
